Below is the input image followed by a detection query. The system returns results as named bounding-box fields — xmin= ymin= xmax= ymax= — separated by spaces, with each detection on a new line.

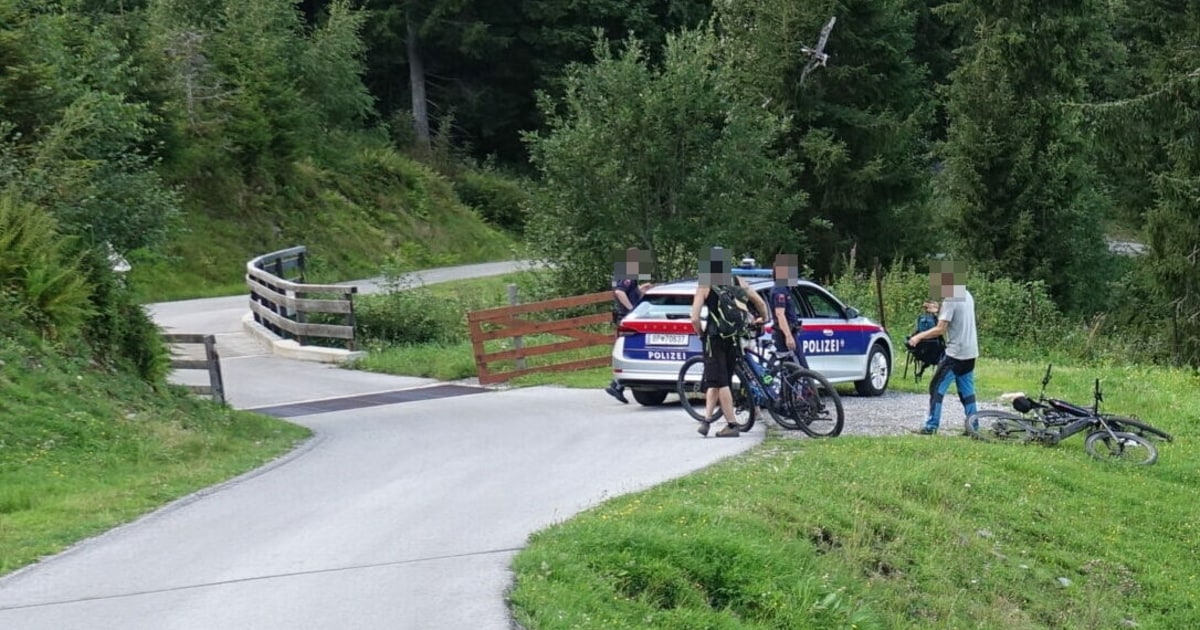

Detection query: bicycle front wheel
xmin=732 ymin=378 xmax=757 ymax=432
xmin=766 ymin=362 xmax=802 ymax=431
xmin=1084 ymin=430 xmax=1158 ymax=465
xmin=1100 ymin=415 xmax=1173 ymax=443
xmin=965 ymin=410 xmax=1035 ymax=443
xmin=677 ymin=355 xmax=717 ymax=422
xmin=783 ymin=367 xmax=844 ymax=437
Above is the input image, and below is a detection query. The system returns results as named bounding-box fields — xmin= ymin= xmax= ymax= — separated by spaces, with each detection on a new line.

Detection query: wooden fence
xmin=246 ymin=246 xmax=358 ymax=349
xmin=164 ymin=333 xmax=225 ymax=405
xmin=468 ymin=290 xmax=613 ymax=385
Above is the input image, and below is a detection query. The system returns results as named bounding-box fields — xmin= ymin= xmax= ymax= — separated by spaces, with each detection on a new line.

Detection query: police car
xmin=611 ymin=265 xmax=893 ymax=405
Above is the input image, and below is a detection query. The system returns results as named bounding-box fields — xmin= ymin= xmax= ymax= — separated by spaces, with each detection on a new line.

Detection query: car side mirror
xmin=845 ymin=306 xmax=860 ymax=319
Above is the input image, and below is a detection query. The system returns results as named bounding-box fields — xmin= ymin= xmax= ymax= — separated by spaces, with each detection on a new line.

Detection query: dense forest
xmin=0 ymin=0 xmax=1197 ymax=367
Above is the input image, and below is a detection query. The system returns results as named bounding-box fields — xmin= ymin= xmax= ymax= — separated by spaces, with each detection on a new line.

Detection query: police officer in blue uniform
xmin=768 ymin=254 xmax=809 ymax=369
xmin=606 ymin=248 xmax=653 ymax=403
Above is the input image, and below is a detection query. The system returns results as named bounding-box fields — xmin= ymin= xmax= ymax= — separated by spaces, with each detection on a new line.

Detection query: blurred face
xmin=773 ymin=254 xmax=798 ymax=287
xmin=699 ymin=247 xmax=732 ymax=286
xmin=928 ymin=260 xmax=967 ymax=300
xmin=615 ymin=248 xmax=653 ymax=280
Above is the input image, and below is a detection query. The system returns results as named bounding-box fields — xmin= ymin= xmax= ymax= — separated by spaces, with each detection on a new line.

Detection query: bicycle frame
xmin=968 ymin=364 xmax=1159 ymax=464
xmin=1019 ymin=366 xmax=1120 ymax=445
xmin=733 ymin=339 xmax=779 ymax=408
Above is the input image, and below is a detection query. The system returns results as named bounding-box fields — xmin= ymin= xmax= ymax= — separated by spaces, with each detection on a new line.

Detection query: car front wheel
xmin=631 ymin=389 xmax=669 ymax=406
xmin=854 ymin=344 xmax=890 ymax=396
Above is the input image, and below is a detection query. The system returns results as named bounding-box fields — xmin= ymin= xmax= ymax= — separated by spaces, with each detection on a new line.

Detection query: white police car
xmin=611 ymin=267 xmax=893 ymax=405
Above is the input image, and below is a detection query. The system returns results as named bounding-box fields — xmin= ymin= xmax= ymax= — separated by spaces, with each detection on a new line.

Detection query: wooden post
xmin=1029 ymin=283 xmax=1037 ymax=346
xmin=346 ymin=289 xmax=357 ymax=351
xmin=1172 ymin=309 xmax=1180 ymax=367
xmin=509 ymin=284 xmax=525 ymax=370
xmin=873 ymin=257 xmax=887 ymax=331
xmin=271 ymin=258 xmax=288 ymax=339
xmin=295 ymin=290 xmax=306 ymax=346
xmin=203 ymin=334 xmax=225 ymax=405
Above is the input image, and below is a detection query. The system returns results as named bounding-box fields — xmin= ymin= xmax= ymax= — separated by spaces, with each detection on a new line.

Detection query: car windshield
xmin=632 ymin=294 xmax=693 ymax=319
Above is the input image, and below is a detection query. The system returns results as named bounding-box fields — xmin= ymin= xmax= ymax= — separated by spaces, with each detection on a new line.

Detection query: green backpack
xmin=708 ymin=285 xmax=752 ymax=338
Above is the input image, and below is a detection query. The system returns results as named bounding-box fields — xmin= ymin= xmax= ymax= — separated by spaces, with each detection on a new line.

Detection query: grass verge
xmin=508 ymin=362 xmax=1200 ymax=629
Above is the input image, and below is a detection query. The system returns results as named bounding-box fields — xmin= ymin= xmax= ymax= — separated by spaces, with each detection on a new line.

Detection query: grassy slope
xmin=508 ymin=362 xmax=1200 ymax=629
xmin=129 ymin=147 xmax=518 ymax=301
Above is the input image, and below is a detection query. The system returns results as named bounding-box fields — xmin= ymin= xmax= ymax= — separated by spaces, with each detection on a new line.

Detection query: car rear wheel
xmin=631 ymin=389 xmax=668 ymax=406
xmin=854 ymin=343 xmax=890 ymax=396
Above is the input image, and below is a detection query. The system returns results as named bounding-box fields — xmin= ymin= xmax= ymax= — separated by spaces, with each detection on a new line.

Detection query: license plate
xmin=647 ymin=334 xmax=688 ymax=346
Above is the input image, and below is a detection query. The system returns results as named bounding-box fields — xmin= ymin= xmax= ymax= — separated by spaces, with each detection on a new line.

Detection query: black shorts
xmin=702 ymin=335 xmax=738 ymax=389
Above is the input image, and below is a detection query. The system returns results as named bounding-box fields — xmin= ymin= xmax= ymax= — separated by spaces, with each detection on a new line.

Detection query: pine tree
xmin=1117 ymin=0 xmax=1200 ymax=365
xmin=936 ymin=0 xmax=1114 ymax=314
xmin=716 ymin=0 xmax=935 ymax=277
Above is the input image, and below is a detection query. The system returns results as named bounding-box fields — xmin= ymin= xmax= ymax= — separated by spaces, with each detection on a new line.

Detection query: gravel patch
xmin=774 ymin=389 xmax=1008 ymax=439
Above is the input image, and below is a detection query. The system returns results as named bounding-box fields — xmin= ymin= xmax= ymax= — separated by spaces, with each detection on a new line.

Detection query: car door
xmin=796 ymin=285 xmax=869 ymax=379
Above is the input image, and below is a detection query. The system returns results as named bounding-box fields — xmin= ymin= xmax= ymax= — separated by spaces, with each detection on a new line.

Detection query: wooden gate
xmin=468 ymin=291 xmax=613 ymax=385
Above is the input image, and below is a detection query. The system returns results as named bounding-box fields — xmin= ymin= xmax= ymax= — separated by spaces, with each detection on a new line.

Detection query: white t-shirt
xmin=940 ymin=287 xmax=978 ymax=360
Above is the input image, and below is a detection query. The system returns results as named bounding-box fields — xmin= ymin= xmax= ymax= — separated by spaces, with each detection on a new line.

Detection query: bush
xmin=78 ymin=248 xmax=170 ymax=382
xmin=828 ymin=259 xmax=1168 ymax=367
xmin=355 ymin=288 xmax=465 ymax=346
xmin=453 ymin=169 xmax=530 ymax=234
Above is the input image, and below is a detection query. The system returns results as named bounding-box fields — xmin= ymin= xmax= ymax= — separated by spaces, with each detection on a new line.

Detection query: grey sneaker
xmin=697 ymin=420 xmax=711 ymax=437
xmin=910 ymin=427 xmax=937 ymax=435
xmin=605 ymin=383 xmax=629 ymax=404
xmin=715 ymin=424 xmax=741 ymax=437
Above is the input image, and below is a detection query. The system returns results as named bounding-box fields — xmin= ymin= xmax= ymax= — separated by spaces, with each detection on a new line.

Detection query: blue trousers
xmin=925 ymin=356 xmax=977 ymax=431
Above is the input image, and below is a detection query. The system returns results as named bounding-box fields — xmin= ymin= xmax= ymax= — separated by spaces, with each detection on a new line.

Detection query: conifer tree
xmin=716 ymin=0 xmax=935 ymax=276
xmin=1115 ymin=0 xmax=1200 ymax=365
xmin=936 ymin=0 xmax=1114 ymax=313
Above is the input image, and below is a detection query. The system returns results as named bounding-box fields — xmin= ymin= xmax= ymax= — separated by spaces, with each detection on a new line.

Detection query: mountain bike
xmin=676 ymin=333 xmax=844 ymax=437
xmin=965 ymin=364 xmax=1162 ymax=465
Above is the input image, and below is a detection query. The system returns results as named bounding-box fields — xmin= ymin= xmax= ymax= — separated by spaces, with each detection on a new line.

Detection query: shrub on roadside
xmin=78 ymin=248 xmax=169 ymax=382
xmin=453 ymin=168 xmax=530 ymax=234
xmin=828 ymin=260 xmax=1165 ymax=366
xmin=355 ymin=288 xmax=466 ymax=346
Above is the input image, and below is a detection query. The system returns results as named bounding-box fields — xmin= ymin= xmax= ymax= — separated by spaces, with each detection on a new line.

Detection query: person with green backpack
xmin=689 ymin=247 xmax=770 ymax=438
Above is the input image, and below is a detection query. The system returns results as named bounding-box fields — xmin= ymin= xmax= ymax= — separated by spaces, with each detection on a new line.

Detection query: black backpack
xmin=707 ymin=284 xmax=752 ymax=338
xmin=904 ymin=335 xmax=945 ymax=380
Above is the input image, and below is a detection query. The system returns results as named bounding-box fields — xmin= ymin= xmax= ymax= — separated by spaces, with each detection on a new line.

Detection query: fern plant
xmin=0 ymin=194 xmax=93 ymax=339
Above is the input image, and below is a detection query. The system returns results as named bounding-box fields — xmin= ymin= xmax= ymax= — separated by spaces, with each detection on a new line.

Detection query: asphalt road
xmin=0 ymin=261 xmax=760 ymax=630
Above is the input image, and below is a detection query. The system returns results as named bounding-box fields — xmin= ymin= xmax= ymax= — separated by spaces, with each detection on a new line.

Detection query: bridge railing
xmin=246 ymin=246 xmax=358 ymax=349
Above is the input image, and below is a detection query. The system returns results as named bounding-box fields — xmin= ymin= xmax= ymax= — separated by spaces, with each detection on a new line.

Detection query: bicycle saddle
xmin=1012 ymin=396 xmax=1041 ymax=413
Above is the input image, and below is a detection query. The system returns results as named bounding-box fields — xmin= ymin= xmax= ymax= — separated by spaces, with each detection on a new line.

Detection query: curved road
xmin=0 ymin=261 xmax=760 ymax=629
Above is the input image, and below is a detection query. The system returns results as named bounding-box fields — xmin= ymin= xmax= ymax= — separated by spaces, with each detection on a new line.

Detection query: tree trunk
xmin=407 ymin=17 xmax=431 ymax=151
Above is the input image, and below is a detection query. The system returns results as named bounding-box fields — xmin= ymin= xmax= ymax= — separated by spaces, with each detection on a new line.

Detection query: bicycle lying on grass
xmin=676 ymin=333 xmax=844 ymax=437
xmin=965 ymin=364 xmax=1169 ymax=465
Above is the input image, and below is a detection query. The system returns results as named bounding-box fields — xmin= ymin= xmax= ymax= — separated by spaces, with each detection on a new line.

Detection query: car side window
xmin=756 ymin=290 xmax=774 ymax=325
xmin=790 ymin=287 xmax=811 ymax=319
xmin=800 ymin=287 xmax=845 ymax=319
